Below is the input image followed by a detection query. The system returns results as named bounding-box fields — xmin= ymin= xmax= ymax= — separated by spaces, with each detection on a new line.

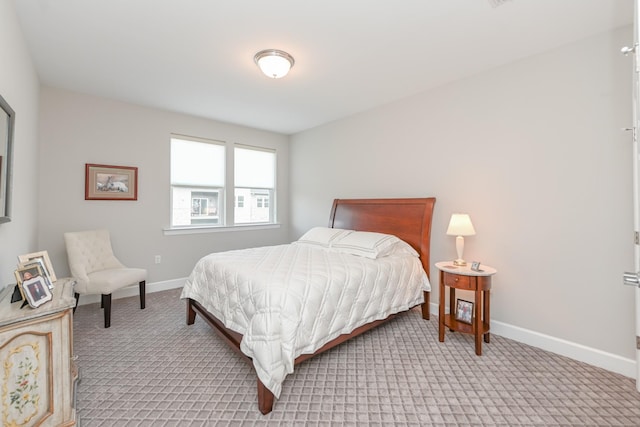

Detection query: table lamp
xmin=446 ymin=213 xmax=476 ymax=266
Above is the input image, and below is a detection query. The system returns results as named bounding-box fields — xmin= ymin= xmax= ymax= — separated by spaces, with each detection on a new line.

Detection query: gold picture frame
xmin=85 ymin=163 xmax=138 ymax=200
xmin=17 ymin=259 xmax=53 ymax=289
xmin=18 ymin=250 xmax=57 ymax=282
xmin=15 ymin=263 xmax=44 ymax=286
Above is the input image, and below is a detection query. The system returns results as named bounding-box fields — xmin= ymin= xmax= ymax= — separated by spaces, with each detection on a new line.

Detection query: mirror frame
xmin=0 ymin=94 xmax=14 ymax=224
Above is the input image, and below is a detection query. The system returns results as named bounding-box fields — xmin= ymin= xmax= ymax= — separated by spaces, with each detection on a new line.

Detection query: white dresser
xmin=0 ymin=278 xmax=78 ymax=426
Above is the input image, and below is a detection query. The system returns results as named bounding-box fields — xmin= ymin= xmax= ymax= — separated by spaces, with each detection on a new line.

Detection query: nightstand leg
xmin=449 ymin=287 xmax=455 ymax=332
xmin=474 ymin=288 xmax=482 ymax=355
xmin=438 ymin=270 xmax=445 ymax=342
xmin=484 ymin=289 xmax=490 ymax=343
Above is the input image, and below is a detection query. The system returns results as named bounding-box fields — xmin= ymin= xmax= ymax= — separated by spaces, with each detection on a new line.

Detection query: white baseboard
xmin=76 ymin=277 xmax=185 ymax=306
xmin=429 ymin=302 xmax=637 ymax=379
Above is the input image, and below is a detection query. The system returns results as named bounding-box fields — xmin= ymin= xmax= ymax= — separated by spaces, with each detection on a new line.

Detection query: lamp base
xmin=453 ymin=259 xmax=467 ymax=266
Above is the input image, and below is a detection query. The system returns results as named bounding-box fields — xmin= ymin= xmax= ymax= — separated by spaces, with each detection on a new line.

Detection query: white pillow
xmin=386 ymin=240 xmax=420 ymax=258
xmin=295 ymin=227 xmax=352 ymax=248
xmin=331 ymin=231 xmax=418 ymax=259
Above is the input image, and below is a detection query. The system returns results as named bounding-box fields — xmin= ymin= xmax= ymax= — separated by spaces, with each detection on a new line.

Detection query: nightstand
xmin=436 ymin=261 xmax=497 ymax=355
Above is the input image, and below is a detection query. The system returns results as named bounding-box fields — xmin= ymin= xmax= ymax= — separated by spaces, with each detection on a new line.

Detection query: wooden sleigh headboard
xmin=328 ymin=197 xmax=436 ymax=278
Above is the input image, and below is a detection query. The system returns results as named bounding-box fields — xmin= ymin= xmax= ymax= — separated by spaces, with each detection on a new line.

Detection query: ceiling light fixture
xmin=254 ymin=49 xmax=295 ymax=79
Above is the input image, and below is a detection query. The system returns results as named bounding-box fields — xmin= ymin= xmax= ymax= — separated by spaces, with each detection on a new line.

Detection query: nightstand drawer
xmin=443 ymin=272 xmax=473 ymax=290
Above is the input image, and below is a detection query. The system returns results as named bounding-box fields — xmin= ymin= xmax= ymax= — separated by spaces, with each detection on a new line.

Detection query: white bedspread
xmin=180 ymin=243 xmax=430 ymax=398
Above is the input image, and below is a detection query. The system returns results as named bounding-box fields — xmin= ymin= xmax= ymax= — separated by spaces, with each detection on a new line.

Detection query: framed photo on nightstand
xmin=455 ymin=299 xmax=474 ymax=324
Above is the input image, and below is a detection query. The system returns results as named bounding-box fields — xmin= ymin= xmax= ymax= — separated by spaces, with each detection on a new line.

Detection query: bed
xmin=182 ymin=197 xmax=436 ymax=414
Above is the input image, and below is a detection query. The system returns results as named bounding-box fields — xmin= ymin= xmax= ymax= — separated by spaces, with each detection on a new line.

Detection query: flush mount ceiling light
xmin=254 ymin=49 xmax=295 ymax=79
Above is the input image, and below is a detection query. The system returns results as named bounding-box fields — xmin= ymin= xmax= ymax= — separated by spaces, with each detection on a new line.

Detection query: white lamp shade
xmin=254 ymin=50 xmax=294 ymax=79
xmin=446 ymin=213 xmax=476 ymax=236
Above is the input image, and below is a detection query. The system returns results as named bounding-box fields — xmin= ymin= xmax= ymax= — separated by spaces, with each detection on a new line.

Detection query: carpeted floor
xmin=73 ymin=288 xmax=640 ymax=426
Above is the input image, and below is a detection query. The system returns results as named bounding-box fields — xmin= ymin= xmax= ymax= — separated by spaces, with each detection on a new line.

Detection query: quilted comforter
xmin=180 ymin=242 xmax=430 ymax=398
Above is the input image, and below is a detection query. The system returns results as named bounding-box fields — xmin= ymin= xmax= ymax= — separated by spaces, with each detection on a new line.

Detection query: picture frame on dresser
xmin=18 ymin=250 xmax=57 ymax=282
xmin=17 ymin=259 xmax=54 ymax=289
xmin=455 ymin=299 xmax=474 ymax=324
xmin=85 ymin=163 xmax=138 ymax=200
xmin=15 ymin=263 xmax=45 ymax=286
xmin=20 ymin=275 xmax=53 ymax=308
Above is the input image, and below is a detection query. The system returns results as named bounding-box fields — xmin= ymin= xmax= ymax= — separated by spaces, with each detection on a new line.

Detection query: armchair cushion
xmin=76 ymin=267 xmax=147 ymax=295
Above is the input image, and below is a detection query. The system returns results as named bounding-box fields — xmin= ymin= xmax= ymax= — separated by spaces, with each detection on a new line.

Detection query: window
xmin=171 ymin=136 xmax=225 ymax=227
xmin=170 ymin=136 xmax=276 ymax=228
xmin=234 ymin=146 xmax=276 ymax=224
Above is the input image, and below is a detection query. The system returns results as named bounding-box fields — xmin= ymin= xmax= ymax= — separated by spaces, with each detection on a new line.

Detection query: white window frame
xmin=166 ymin=135 xmax=278 ymax=234
xmin=233 ymin=144 xmax=276 ymax=226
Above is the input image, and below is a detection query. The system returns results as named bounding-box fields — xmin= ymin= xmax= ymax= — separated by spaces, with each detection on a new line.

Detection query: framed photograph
xmin=20 ymin=276 xmax=53 ymax=308
xmin=85 ymin=163 xmax=138 ymax=201
xmin=18 ymin=250 xmax=57 ymax=282
xmin=471 ymin=261 xmax=482 ymax=272
xmin=18 ymin=259 xmax=54 ymax=289
xmin=455 ymin=299 xmax=474 ymax=324
xmin=15 ymin=264 xmax=44 ymax=285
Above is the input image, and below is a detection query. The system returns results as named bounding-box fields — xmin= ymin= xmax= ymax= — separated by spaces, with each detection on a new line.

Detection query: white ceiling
xmin=12 ymin=0 xmax=634 ymax=135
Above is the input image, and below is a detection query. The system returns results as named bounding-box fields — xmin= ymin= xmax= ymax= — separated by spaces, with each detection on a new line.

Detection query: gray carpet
xmin=73 ymin=288 xmax=640 ymax=426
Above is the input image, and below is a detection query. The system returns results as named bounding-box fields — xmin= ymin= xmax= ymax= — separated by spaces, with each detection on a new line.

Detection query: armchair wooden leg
xmin=139 ymin=280 xmax=146 ymax=309
xmin=102 ymin=294 xmax=112 ymax=328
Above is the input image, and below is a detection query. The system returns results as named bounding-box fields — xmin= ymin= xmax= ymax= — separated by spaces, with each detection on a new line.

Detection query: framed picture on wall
xmin=85 ymin=163 xmax=138 ymax=201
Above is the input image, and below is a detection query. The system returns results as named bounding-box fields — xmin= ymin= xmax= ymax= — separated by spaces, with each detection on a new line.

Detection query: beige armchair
xmin=64 ymin=229 xmax=147 ymax=328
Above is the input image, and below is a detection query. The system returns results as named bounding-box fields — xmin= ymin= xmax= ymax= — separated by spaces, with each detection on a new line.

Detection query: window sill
xmin=163 ymin=223 xmax=281 ymax=236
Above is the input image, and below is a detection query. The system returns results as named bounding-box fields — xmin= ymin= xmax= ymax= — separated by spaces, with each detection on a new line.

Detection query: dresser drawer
xmin=443 ymin=272 xmax=473 ymax=290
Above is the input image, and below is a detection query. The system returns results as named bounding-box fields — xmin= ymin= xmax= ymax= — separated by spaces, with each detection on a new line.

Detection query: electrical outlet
xmin=155 ymin=255 xmax=161 ymax=264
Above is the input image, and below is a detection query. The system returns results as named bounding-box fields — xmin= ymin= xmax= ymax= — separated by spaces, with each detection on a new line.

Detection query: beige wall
xmin=290 ymin=26 xmax=636 ymax=366
xmin=0 ymin=0 xmax=40 ymax=286
xmin=37 ymin=87 xmax=290 ymax=283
